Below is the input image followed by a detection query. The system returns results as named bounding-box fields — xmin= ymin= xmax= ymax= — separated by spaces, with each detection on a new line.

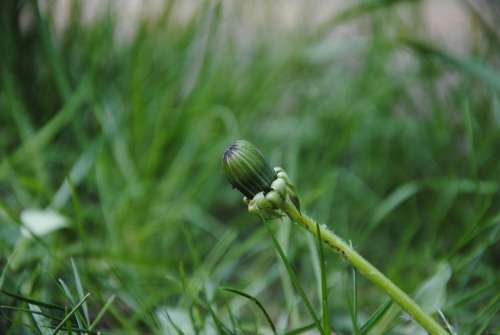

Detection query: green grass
xmin=1 ymin=0 xmax=499 ymax=334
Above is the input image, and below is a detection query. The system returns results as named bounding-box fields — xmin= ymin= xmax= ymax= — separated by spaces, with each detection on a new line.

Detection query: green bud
xmin=223 ymin=140 xmax=277 ymax=198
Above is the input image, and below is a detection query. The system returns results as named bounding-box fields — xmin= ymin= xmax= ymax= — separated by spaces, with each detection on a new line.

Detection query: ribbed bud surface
xmin=223 ymin=140 xmax=277 ymax=198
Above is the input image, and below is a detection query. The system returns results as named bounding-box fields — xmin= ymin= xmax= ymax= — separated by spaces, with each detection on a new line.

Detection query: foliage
xmin=0 ymin=0 xmax=499 ymax=334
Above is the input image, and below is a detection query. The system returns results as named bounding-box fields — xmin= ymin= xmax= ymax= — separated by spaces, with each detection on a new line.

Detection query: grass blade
xmin=163 ymin=309 xmax=185 ymax=335
xmin=0 ymin=305 xmax=62 ymax=322
xmin=346 ymin=264 xmax=360 ymax=335
xmin=29 ymin=304 xmax=54 ymax=335
xmin=57 ymin=278 xmax=85 ymax=329
xmin=34 ymin=0 xmax=71 ymax=100
xmin=472 ymin=292 xmax=500 ymax=335
xmin=332 ymin=0 xmax=418 ymax=25
xmin=57 ymin=279 xmax=75 ymax=304
xmin=437 ymin=310 xmax=456 ymax=335
xmin=222 ymin=287 xmax=276 ymax=335
xmin=51 ymin=293 xmax=90 ymax=335
xmin=284 ymin=322 xmax=316 ymax=335
xmin=315 ymin=222 xmax=331 ymax=334
xmin=207 ymin=304 xmax=232 ymax=335
xmin=0 ymin=78 xmax=89 ymax=180
xmin=367 ymin=182 xmax=420 ymax=232
xmin=265 ymin=221 xmax=324 ymax=334
xmin=71 ymin=258 xmax=90 ymax=325
xmin=0 ymin=245 xmax=17 ymax=292
xmin=1 ymin=290 xmax=64 ymax=311
xmin=359 ymin=299 xmax=393 ymax=334
xmin=89 ymin=294 xmax=115 ymax=331
xmin=402 ymin=37 xmax=500 ymax=91
xmin=226 ymin=304 xmax=238 ymax=333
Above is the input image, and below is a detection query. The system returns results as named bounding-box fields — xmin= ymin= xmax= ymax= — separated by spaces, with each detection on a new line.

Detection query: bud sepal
xmin=245 ymin=167 xmax=300 ymax=219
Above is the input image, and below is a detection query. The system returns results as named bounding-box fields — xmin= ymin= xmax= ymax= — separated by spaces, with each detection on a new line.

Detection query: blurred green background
xmin=0 ymin=0 xmax=499 ymax=334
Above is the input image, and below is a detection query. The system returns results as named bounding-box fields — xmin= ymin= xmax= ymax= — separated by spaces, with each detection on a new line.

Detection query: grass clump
xmin=0 ymin=0 xmax=499 ymax=334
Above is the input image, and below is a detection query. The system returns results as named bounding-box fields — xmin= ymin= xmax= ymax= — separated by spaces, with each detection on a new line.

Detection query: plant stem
xmin=281 ymin=199 xmax=448 ymax=335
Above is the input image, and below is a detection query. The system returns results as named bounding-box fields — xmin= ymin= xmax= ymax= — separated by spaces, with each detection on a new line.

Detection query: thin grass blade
xmin=359 ymin=299 xmax=393 ymax=335
xmin=89 ymin=294 xmax=115 ymax=331
xmin=207 ymin=304 xmax=232 ymax=335
xmin=71 ymin=258 xmax=90 ymax=325
xmin=264 ymin=221 xmax=324 ymax=334
xmin=315 ymin=222 xmax=331 ymax=334
xmin=51 ymin=293 xmax=90 ymax=335
xmin=1 ymin=290 xmax=64 ymax=311
xmin=29 ymin=304 xmax=52 ymax=335
xmin=283 ymin=322 xmax=316 ymax=335
xmin=222 ymin=287 xmax=276 ymax=335
xmin=347 ymin=264 xmax=360 ymax=335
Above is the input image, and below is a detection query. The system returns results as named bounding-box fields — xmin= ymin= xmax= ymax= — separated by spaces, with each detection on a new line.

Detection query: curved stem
xmin=281 ymin=199 xmax=448 ymax=335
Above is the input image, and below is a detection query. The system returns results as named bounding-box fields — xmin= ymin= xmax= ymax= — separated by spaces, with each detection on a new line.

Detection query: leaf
xmin=0 ymin=247 xmax=16 ymax=291
xmin=57 ymin=278 xmax=85 ymax=328
xmin=317 ymin=0 xmax=420 ymax=35
xmin=207 ymin=304 xmax=233 ymax=335
xmin=71 ymin=258 xmax=90 ymax=325
xmin=165 ymin=310 xmax=186 ymax=335
xmin=0 ymin=305 xmax=62 ymax=322
xmin=265 ymin=222 xmax=324 ymax=334
xmin=50 ymin=143 xmax=98 ymax=210
xmin=89 ymin=294 xmax=115 ymax=331
xmin=284 ymin=322 xmax=316 ymax=335
xmin=315 ymin=222 xmax=331 ymax=334
xmin=414 ymin=263 xmax=452 ymax=314
xmin=399 ymin=263 xmax=453 ymax=335
xmin=359 ymin=299 xmax=393 ymax=334
xmin=1 ymin=290 xmax=64 ymax=311
xmin=57 ymin=279 xmax=75 ymax=304
xmin=368 ymin=182 xmax=420 ymax=232
xmin=366 ymin=263 xmax=452 ymax=334
xmin=51 ymin=293 xmax=90 ymax=335
xmin=346 ymin=265 xmax=360 ymax=335
xmin=222 ymin=287 xmax=276 ymax=335
xmin=29 ymin=304 xmax=52 ymax=335
xmin=402 ymin=38 xmax=500 ymax=91
xmin=226 ymin=304 xmax=239 ymax=333
xmin=0 ymin=78 xmax=89 ymax=180
xmin=156 ymin=306 xmax=195 ymax=334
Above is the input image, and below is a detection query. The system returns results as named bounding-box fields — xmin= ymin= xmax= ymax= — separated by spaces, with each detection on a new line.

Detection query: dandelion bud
xmin=222 ymin=140 xmax=277 ymax=198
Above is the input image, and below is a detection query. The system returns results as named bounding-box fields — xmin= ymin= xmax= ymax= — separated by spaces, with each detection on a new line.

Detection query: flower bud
xmin=223 ymin=140 xmax=277 ymax=198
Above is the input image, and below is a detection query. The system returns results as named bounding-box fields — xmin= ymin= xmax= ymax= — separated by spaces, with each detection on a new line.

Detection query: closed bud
xmin=223 ymin=140 xmax=277 ymax=198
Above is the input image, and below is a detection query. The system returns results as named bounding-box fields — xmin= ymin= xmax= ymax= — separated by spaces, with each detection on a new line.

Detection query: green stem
xmin=281 ymin=199 xmax=448 ymax=335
